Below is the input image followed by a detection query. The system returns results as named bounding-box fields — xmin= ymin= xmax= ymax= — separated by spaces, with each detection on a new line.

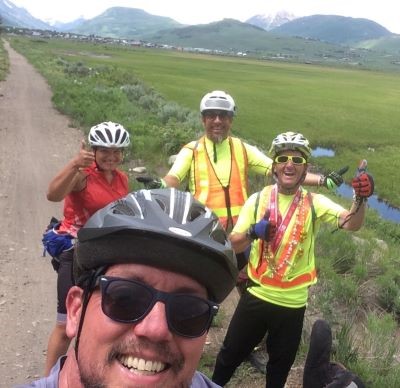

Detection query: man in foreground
xmin=18 ymin=188 xmax=238 ymax=387
xmin=211 ymin=131 xmax=374 ymax=387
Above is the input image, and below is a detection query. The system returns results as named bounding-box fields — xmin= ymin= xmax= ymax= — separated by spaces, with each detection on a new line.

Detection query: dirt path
xmin=0 ymin=40 xmax=82 ymax=387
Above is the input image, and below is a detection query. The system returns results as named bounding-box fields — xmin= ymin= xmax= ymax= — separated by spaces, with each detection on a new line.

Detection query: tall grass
xmin=0 ymin=39 xmax=9 ymax=80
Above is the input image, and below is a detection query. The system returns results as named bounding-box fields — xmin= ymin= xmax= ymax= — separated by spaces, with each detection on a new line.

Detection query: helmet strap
xmin=74 ymin=266 xmax=107 ymax=362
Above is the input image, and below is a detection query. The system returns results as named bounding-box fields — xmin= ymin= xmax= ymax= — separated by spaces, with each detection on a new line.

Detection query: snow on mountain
xmin=246 ymin=10 xmax=297 ymax=31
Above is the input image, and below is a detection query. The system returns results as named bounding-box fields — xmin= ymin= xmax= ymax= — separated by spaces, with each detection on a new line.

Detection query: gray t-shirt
xmin=14 ymin=356 xmax=221 ymax=387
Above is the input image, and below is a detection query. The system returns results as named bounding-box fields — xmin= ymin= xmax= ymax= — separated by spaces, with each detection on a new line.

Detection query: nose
xmin=132 ymin=301 xmax=173 ymax=341
xmin=284 ymin=159 xmax=295 ymax=167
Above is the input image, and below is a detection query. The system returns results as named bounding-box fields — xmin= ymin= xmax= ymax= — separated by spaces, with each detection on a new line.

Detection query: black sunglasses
xmin=99 ymin=276 xmax=219 ymax=338
xmin=202 ymin=110 xmax=232 ymax=120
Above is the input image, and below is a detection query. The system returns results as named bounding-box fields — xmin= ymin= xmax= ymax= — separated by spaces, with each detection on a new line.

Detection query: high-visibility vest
xmin=248 ymin=185 xmax=317 ymax=289
xmin=188 ymin=136 xmax=249 ymax=231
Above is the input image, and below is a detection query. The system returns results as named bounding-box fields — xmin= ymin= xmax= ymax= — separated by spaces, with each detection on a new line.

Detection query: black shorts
xmin=56 ymin=248 xmax=75 ymax=321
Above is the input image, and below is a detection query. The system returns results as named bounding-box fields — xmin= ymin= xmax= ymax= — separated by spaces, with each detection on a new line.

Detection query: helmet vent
xmin=189 ymin=208 xmax=205 ymax=221
xmin=95 ymin=129 xmax=107 ymax=143
xmin=111 ymin=200 xmax=138 ymax=216
xmin=105 ymin=128 xmax=113 ymax=142
xmin=114 ymin=128 xmax=121 ymax=142
xmin=155 ymin=198 xmax=167 ymax=213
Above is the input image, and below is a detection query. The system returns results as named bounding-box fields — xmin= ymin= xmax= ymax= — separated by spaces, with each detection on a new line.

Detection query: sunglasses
xmin=99 ymin=276 xmax=219 ymax=338
xmin=202 ymin=111 xmax=232 ymax=120
xmin=274 ymin=155 xmax=307 ymax=165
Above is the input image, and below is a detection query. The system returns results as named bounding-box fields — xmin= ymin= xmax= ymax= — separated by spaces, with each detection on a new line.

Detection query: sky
xmin=9 ymin=0 xmax=400 ymax=34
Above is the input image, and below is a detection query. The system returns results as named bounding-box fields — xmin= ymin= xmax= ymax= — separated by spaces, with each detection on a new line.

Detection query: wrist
xmin=318 ymin=175 xmax=324 ymax=187
xmin=246 ymin=225 xmax=258 ymax=241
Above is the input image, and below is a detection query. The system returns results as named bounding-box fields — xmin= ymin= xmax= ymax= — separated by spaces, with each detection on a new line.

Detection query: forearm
xmin=163 ymin=174 xmax=180 ymax=188
xmin=303 ymin=172 xmax=323 ymax=187
xmin=230 ymin=231 xmax=251 ymax=253
xmin=47 ymin=160 xmax=82 ymax=201
xmin=340 ymin=200 xmax=366 ymax=231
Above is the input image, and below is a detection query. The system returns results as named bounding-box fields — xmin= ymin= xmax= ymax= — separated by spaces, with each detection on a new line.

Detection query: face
xmin=273 ymin=150 xmax=308 ymax=193
xmin=66 ymin=263 xmax=209 ymax=388
xmin=202 ymin=110 xmax=233 ymax=143
xmin=94 ymin=147 xmax=123 ymax=171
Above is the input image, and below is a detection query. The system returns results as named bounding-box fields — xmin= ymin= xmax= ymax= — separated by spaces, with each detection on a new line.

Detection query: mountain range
xmin=0 ymin=0 xmax=398 ymax=56
xmin=0 ymin=0 xmax=50 ymax=30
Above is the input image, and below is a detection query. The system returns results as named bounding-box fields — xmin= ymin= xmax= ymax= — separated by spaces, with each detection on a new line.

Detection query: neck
xmin=277 ymin=184 xmax=300 ymax=195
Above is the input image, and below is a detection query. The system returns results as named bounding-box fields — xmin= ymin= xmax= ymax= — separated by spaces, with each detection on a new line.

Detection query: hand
xmin=322 ymin=166 xmax=349 ymax=190
xmin=351 ymin=172 xmax=374 ymax=198
xmin=248 ymin=211 xmax=276 ymax=241
xmin=136 ymin=176 xmax=166 ymax=189
xmin=74 ymin=139 xmax=95 ymax=169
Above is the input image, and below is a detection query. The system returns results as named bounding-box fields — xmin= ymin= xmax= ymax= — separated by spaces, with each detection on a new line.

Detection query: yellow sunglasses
xmin=274 ymin=155 xmax=307 ymax=165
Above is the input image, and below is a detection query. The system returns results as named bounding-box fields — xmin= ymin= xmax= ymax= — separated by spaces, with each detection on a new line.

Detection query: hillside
xmin=145 ymin=18 xmax=268 ymax=51
xmin=0 ymin=0 xmax=51 ymax=29
xmin=145 ymin=18 xmax=339 ymax=54
xmin=65 ymin=7 xmax=183 ymax=39
xmin=272 ymin=14 xmax=392 ymax=45
xmin=355 ymin=34 xmax=400 ymax=53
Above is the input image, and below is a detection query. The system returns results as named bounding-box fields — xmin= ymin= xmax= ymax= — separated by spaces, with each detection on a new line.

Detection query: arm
xmin=304 ymin=166 xmax=349 ymax=189
xmin=304 ymin=172 xmax=324 ymax=187
xmin=163 ymin=174 xmax=180 ymax=188
xmin=47 ymin=140 xmax=95 ymax=202
xmin=338 ymin=200 xmax=366 ymax=231
xmin=229 ymin=192 xmax=260 ymax=253
xmin=136 ymin=146 xmax=193 ymax=189
xmin=230 ymin=231 xmax=252 ymax=254
xmin=339 ymin=171 xmax=374 ymax=230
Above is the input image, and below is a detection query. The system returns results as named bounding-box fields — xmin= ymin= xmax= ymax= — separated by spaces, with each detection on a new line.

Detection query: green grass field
xmin=8 ymin=36 xmax=400 ymax=207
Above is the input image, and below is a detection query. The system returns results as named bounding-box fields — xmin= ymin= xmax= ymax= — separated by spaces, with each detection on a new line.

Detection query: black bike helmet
xmin=75 ymin=188 xmax=238 ymax=303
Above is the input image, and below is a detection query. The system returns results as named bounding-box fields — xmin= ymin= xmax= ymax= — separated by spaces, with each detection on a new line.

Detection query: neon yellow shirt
xmin=167 ymin=136 xmax=272 ymax=191
xmin=232 ymin=188 xmax=345 ymax=308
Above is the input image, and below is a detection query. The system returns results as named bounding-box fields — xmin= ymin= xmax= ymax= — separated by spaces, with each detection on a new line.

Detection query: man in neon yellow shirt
xmin=138 ymin=91 xmax=345 ymax=237
xmin=211 ymin=131 xmax=374 ymax=388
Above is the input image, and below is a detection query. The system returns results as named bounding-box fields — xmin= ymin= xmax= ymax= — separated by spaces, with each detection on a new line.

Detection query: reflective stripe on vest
xmin=191 ymin=136 xmax=248 ymax=230
xmin=248 ymin=186 xmax=316 ymax=289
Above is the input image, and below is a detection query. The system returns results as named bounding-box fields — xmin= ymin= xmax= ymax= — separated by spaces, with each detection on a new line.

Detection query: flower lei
xmin=258 ymin=184 xmax=308 ymax=279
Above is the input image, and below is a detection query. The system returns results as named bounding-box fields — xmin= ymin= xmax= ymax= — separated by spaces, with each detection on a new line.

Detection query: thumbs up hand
xmin=74 ymin=139 xmax=95 ymax=169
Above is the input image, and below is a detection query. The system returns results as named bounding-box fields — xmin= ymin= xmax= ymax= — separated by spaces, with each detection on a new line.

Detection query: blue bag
xmin=42 ymin=217 xmax=74 ymax=259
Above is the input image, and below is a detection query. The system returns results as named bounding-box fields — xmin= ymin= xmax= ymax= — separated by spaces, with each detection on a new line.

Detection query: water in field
xmin=311 ymin=148 xmax=400 ymax=223
xmin=336 ymin=184 xmax=400 ymax=224
xmin=312 ymin=147 xmax=335 ymax=157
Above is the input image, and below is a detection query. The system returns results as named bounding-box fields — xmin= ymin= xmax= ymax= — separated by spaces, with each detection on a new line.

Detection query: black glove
xmin=136 ymin=176 xmax=166 ymax=189
xmin=351 ymin=172 xmax=374 ymax=198
xmin=322 ymin=166 xmax=349 ymax=190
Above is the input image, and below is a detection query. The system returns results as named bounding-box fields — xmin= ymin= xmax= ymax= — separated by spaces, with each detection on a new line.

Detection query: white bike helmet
xmin=200 ymin=90 xmax=236 ymax=115
xmin=269 ymin=131 xmax=312 ymax=159
xmin=88 ymin=121 xmax=130 ymax=148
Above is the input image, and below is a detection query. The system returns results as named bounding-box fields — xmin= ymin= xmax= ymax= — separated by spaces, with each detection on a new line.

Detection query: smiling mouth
xmin=118 ymin=355 xmax=167 ymax=375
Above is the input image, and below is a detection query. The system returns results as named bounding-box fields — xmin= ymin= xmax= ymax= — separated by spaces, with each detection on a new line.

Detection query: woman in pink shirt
xmin=43 ymin=121 xmax=131 ymax=375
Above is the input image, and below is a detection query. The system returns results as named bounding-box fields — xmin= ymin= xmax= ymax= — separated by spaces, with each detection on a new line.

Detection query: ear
xmin=66 ymin=286 xmax=84 ymax=338
xmin=300 ymin=164 xmax=308 ymax=184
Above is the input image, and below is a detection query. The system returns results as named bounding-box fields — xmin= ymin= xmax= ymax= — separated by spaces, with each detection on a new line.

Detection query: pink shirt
xmin=59 ymin=163 xmax=128 ymax=237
